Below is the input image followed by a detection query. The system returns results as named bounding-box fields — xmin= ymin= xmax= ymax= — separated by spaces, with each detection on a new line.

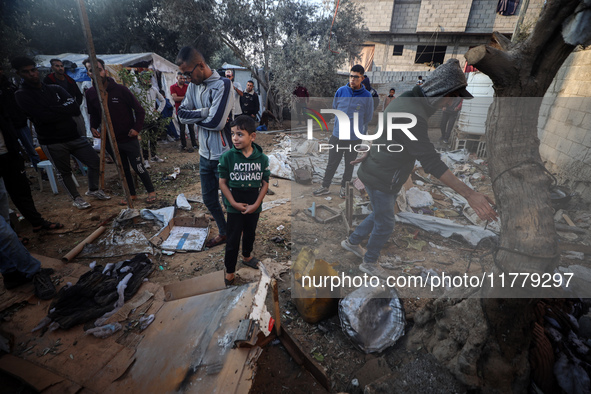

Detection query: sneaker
xmin=341 ymin=238 xmax=366 ymax=259
xmin=179 ymin=146 xmax=186 ymax=152
xmin=192 ymin=146 xmax=199 ymax=150
xmin=72 ymin=196 xmax=91 ymax=210
xmin=151 ymin=155 xmax=165 ymax=163
xmin=166 ymin=135 xmax=175 ymax=142
xmin=85 ymin=189 xmax=111 ymax=200
xmin=186 ymin=147 xmax=194 ymax=153
xmin=359 ymin=261 xmax=388 ymax=278
xmin=33 ymin=269 xmax=56 ymax=300
xmin=313 ymin=186 xmax=330 ymax=196
xmin=144 ymin=160 xmax=151 ymax=169
xmin=339 ymin=186 xmax=346 ymax=199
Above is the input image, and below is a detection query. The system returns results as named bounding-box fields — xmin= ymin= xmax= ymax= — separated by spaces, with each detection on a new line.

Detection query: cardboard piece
xmin=0 ymin=254 xmax=269 ymax=394
xmin=163 ymin=270 xmax=226 ymax=301
xmin=0 ymin=355 xmax=65 ymax=391
xmin=149 ymin=216 xmax=210 ymax=252
xmin=108 ymin=283 xmax=262 ymax=393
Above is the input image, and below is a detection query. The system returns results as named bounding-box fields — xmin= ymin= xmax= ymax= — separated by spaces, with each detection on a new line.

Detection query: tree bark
xmin=407 ymin=0 xmax=587 ymax=390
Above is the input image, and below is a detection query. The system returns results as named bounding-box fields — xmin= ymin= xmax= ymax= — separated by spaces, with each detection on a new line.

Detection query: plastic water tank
xmin=456 ymin=72 xmax=494 ymax=136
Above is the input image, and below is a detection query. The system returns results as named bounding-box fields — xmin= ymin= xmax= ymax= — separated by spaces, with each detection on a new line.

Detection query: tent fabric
xmin=35 ymin=53 xmax=178 ymax=73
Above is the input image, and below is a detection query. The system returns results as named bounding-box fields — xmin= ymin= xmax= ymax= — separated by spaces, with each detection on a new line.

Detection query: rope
xmin=491 ymin=159 xmax=557 ymax=187
xmin=328 ymin=0 xmax=341 ymax=54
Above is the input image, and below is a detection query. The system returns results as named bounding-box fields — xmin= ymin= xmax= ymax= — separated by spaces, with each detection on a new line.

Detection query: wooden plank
xmin=163 ymin=270 xmax=225 ymax=301
xmin=279 ymin=327 xmax=330 ymax=391
xmin=0 ymin=354 xmax=64 ymax=392
xmin=559 ymin=242 xmax=591 ymax=254
xmin=562 ymin=213 xmax=577 ymax=227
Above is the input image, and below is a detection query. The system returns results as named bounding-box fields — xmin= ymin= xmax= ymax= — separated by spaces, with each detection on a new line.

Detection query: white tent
xmin=36 ymin=53 xmax=180 ymax=137
xmin=35 ymin=52 xmax=179 ymax=97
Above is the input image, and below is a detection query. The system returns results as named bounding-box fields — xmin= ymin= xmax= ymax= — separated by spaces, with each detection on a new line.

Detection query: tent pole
xmin=75 ymin=0 xmax=134 ymax=208
xmin=99 ymin=121 xmax=106 ymax=189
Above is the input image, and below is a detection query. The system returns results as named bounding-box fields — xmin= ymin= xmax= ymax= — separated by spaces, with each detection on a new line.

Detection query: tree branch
xmin=465 ymin=45 xmax=518 ymax=88
xmin=490 ymin=31 xmax=513 ymax=52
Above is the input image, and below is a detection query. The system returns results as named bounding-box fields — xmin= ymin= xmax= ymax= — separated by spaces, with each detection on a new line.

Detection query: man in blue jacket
xmin=313 ymin=64 xmax=374 ymax=199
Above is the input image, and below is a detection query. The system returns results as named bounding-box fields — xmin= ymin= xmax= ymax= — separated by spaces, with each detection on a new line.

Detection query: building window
xmin=415 ymin=45 xmax=447 ymax=65
xmin=392 ymin=45 xmax=404 ymax=56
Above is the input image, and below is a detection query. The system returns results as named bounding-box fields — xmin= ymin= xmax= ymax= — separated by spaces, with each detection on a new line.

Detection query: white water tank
xmin=456 ymin=72 xmax=494 ymax=136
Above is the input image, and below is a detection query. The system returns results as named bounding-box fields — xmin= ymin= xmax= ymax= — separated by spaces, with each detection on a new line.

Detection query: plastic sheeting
xmin=396 ymin=212 xmax=497 ymax=246
xmin=339 ymin=285 xmax=405 ymax=354
xmin=140 ymin=207 xmax=175 ymax=228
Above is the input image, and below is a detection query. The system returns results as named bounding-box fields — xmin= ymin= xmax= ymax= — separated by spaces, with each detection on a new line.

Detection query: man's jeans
xmin=0 ymin=178 xmax=41 ymax=277
xmin=199 ymin=155 xmax=227 ymax=236
xmin=348 ymin=185 xmax=397 ymax=263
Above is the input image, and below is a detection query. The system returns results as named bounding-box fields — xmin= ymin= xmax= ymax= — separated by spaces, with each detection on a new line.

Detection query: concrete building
xmin=352 ymin=0 xmax=544 ymax=91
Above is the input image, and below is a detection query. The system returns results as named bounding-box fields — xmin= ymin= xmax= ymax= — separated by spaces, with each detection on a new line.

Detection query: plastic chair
xmin=37 ymin=160 xmax=79 ymax=194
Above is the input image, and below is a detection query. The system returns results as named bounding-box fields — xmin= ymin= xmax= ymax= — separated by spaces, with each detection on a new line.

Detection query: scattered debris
xmin=175 ymin=193 xmax=192 ymax=211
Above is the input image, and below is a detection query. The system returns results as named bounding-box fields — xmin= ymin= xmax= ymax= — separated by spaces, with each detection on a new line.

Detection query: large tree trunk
xmin=409 ymin=0 xmax=590 ymax=391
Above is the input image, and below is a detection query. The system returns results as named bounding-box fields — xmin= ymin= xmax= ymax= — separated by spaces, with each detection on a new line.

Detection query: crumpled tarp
xmin=339 ymin=285 xmax=405 ymax=354
xmin=141 ymin=206 xmax=175 ymax=228
xmin=396 ymin=212 xmax=498 ymax=246
xmin=80 ymin=229 xmax=153 ymax=258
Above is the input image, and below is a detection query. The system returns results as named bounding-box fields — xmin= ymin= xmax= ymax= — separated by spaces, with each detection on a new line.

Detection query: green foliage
xmin=213 ymin=0 xmax=368 ymax=120
xmin=118 ymin=68 xmax=170 ymax=158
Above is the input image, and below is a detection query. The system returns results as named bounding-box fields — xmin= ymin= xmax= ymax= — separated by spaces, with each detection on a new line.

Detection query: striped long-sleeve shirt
xmin=177 ymin=70 xmax=233 ymax=161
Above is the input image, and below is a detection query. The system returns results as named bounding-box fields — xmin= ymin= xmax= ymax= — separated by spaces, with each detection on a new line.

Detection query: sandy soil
xmin=7 ymin=122 xmax=590 ymax=393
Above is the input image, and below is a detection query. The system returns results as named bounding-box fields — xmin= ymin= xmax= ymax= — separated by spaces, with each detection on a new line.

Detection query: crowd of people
xmin=1 ymin=48 xmax=497 ymax=297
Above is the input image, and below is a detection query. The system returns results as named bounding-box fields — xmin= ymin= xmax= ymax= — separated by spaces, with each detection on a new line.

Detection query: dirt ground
xmin=5 ymin=120 xmax=591 ymax=393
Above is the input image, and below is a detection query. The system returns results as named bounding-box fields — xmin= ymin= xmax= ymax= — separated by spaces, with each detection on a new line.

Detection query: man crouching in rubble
xmin=340 ymin=59 xmax=498 ymax=277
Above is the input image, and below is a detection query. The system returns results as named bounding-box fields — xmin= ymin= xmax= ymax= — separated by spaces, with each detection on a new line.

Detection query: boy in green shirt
xmin=218 ymin=115 xmax=270 ymax=285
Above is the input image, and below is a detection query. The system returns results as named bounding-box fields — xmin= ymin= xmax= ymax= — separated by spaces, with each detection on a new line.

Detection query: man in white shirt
xmin=225 ymin=70 xmax=243 ymax=119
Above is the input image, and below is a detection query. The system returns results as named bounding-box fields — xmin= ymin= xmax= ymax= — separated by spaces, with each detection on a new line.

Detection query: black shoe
xmin=3 ymin=270 xmax=32 ymax=290
xmin=33 ymin=269 xmax=56 ymax=300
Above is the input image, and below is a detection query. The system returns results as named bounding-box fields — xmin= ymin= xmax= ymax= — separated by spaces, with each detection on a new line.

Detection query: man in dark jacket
xmin=340 ymin=59 xmax=498 ymax=277
xmin=0 ymin=109 xmax=63 ymax=233
xmin=84 ymin=57 xmax=156 ymax=204
xmin=12 ymin=56 xmax=109 ymax=210
xmin=43 ymin=58 xmax=86 ymax=137
xmin=239 ymin=80 xmax=260 ymax=120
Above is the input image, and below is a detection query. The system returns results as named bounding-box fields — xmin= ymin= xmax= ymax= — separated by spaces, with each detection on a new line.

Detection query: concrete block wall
xmin=356 ymin=0 xmax=394 ymax=32
xmin=465 ymin=0 xmax=498 ymax=32
xmin=416 ymin=0 xmax=473 ymax=33
xmin=492 ymin=0 xmax=544 ymax=33
xmin=538 ymin=49 xmax=591 ymax=204
xmin=391 ymin=0 xmax=421 ymax=33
